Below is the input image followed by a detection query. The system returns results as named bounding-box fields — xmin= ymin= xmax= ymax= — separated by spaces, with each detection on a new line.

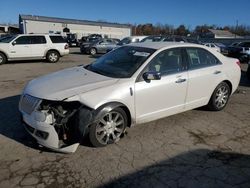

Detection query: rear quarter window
xmin=49 ymin=36 xmax=66 ymax=43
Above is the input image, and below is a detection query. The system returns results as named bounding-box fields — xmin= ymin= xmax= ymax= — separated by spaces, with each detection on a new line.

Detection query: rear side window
xmin=30 ymin=36 xmax=46 ymax=44
xmin=239 ymin=42 xmax=250 ymax=47
xmin=49 ymin=36 xmax=66 ymax=43
xmin=186 ymin=48 xmax=220 ymax=70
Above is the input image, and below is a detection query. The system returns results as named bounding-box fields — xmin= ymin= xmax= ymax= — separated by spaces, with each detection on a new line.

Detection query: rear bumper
xmin=60 ymin=50 xmax=69 ymax=56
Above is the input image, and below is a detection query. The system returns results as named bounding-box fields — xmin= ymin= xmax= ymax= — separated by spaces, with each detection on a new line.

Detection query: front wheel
xmin=0 ymin=53 xmax=7 ymax=65
xmin=89 ymin=107 xmax=127 ymax=147
xmin=90 ymin=48 xmax=97 ymax=56
xmin=207 ymin=82 xmax=231 ymax=111
xmin=46 ymin=51 xmax=60 ymax=63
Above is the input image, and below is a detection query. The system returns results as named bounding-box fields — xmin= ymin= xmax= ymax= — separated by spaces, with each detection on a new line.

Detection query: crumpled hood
xmin=24 ymin=66 xmax=118 ymax=100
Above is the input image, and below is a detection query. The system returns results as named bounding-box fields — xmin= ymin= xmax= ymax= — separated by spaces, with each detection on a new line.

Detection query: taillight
xmin=236 ymin=60 xmax=241 ymax=67
xmin=64 ymin=44 xmax=69 ymax=49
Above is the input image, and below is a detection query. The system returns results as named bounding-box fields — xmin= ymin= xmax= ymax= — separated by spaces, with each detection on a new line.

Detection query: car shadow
xmin=0 ymin=95 xmax=56 ymax=153
xmin=70 ymin=52 xmax=84 ymax=55
xmin=101 ymin=149 xmax=250 ymax=188
xmin=4 ymin=59 xmax=47 ymax=65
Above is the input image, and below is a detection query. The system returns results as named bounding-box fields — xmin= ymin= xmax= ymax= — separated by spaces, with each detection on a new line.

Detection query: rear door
xmin=29 ymin=36 xmax=48 ymax=57
xmin=9 ymin=36 xmax=32 ymax=58
xmin=184 ymin=47 xmax=223 ymax=110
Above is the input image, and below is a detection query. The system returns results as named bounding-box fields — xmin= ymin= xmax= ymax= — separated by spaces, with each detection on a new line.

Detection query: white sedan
xmin=19 ymin=42 xmax=241 ymax=153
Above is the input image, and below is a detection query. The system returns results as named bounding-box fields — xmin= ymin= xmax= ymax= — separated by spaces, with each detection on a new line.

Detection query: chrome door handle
xmin=175 ymin=78 xmax=186 ymax=83
xmin=214 ymin=70 xmax=221 ymax=74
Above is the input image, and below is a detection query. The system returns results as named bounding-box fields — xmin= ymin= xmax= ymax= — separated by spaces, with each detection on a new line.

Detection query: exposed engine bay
xmin=38 ymin=100 xmax=93 ymax=148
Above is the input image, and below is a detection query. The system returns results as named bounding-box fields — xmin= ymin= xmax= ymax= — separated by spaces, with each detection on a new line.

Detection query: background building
xmin=202 ymin=29 xmax=242 ymax=39
xmin=19 ymin=14 xmax=131 ymax=39
xmin=0 ymin=24 xmax=19 ymax=37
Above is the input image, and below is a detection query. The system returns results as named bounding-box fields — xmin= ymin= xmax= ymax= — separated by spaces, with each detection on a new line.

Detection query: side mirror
xmin=12 ymin=41 xmax=16 ymax=46
xmin=143 ymin=71 xmax=161 ymax=81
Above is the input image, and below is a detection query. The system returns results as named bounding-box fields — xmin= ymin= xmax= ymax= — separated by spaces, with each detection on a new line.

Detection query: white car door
xmin=185 ymin=47 xmax=223 ymax=110
xmin=29 ymin=36 xmax=48 ymax=57
xmin=9 ymin=36 xmax=32 ymax=58
xmin=135 ymin=48 xmax=188 ymax=124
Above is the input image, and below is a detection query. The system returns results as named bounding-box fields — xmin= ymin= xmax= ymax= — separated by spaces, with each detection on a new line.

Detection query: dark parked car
xmin=80 ymin=38 xmax=117 ymax=55
xmin=66 ymin=33 xmax=79 ymax=47
xmin=247 ymin=62 xmax=250 ymax=80
xmin=224 ymin=42 xmax=250 ymax=63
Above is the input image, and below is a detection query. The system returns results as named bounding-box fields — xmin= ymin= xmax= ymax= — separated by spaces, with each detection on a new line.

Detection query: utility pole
xmin=235 ymin=20 xmax=238 ymax=38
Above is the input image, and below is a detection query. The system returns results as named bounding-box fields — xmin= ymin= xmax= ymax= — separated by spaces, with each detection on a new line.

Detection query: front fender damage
xmin=39 ymin=100 xmax=122 ymax=153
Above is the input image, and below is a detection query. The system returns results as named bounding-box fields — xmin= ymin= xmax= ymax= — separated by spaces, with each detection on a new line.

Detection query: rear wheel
xmin=0 ymin=53 xmax=6 ymax=65
xmin=46 ymin=51 xmax=60 ymax=63
xmin=207 ymin=82 xmax=230 ymax=111
xmin=89 ymin=107 xmax=127 ymax=147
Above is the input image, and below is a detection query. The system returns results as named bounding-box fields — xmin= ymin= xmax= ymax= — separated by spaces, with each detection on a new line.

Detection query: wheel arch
xmin=0 ymin=51 xmax=8 ymax=59
xmin=94 ymin=102 xmax=132 ymax=127
xmin=45 ymin=49 xmax=61 ymax=57
xmin=222 ymin=80 xmax=233 ymax=95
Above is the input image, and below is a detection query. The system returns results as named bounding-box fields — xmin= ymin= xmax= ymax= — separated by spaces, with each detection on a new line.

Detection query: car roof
xmin=16 ymin=34 xmax=62 ymax=37
xmin=128 ymin=42 xmax=203 ymax=50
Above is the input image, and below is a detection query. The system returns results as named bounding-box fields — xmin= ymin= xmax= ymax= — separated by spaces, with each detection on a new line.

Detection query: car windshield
xmin=0 ymin=35 xmax=16 ymax=43
xmin=141 ymin=36 xmax=164 ymax=42
xmin=85 ymin=46 xmax=156 ymax=78
xmin=215 ymin=43 xmax=226 ymax=47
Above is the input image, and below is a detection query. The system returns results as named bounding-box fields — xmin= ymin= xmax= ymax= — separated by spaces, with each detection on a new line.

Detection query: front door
xmin=135 ymin=48 xmax=188 ymax=124
xmin=9 ymin=36 xmax=32 ymax=58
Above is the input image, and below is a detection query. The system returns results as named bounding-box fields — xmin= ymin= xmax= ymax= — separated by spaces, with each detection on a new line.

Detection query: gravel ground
xmin=0 ymin=48 xmax=250 ymax=188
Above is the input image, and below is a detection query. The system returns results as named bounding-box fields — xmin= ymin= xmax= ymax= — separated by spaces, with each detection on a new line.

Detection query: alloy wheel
xmin=215 ymin=85 xmax=229 ymax=109
xmin=49 ymin=53 xmax=58 ymax=62
xmin=95 ymin=111 xmax=125 ymax=145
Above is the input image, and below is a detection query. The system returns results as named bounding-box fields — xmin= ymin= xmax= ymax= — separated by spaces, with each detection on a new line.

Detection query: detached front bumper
xmin=20 ymin=111 xmax=79 ymax=153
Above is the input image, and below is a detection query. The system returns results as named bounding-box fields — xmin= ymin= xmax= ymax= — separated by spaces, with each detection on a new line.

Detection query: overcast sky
xmin=0 ymin=0 xmax=249 ymax=28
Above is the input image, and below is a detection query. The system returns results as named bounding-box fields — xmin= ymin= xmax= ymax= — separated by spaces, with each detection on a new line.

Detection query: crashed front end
xmin=19 ymin=94 xmax=93 ymax=153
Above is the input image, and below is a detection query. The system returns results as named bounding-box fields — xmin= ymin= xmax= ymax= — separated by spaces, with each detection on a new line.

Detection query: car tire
xmin=46 ymin=51 xmax=60 ymax=63
xmin=0 ymin=52 xmax=7 ymax=65
xmin=247 ymin=65 xmax=250 ymax=80
xmin=90 ymin=48 xmax=97 ymax=56
xmin=89 ymin=107 xmax=127 ymax=147
xmin=207 ymin=82 xmax=231 ymax=111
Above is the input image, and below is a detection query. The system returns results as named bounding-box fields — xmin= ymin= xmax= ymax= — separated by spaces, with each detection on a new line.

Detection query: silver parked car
xmin=81 ymin=38 xmax=118 ymax=55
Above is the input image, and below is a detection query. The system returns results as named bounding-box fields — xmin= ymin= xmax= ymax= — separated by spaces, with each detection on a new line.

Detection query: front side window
xmin=186 ymin=48 xmax=220 ymax=70
xmin=85 ymin=46 xmax=156 ymax=78
xmin=146 ymin=48 xmax=184 ymax=75
xmin=14 ymin=36 xmax=31 ymax=45
xmin=0 ymin=35 xmax=16 ymax=43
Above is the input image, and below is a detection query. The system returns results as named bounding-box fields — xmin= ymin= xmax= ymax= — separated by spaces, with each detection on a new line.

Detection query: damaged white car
xmin=19 ymin=42 xmax=241 ymax=153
